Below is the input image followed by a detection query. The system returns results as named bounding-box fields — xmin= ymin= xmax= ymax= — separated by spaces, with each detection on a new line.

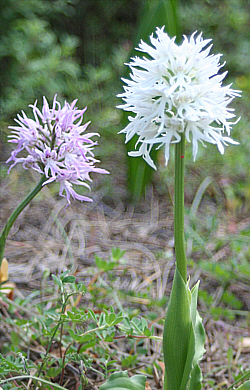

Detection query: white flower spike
xmin=118 ymin=28 xmax=241 ymax=169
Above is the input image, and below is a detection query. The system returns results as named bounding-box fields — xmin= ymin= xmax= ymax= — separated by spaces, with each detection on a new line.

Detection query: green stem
xmin=174 ymin=133 xmax=187 ymax=282
xmin=0 ymin=175 xmax=47 ymax=267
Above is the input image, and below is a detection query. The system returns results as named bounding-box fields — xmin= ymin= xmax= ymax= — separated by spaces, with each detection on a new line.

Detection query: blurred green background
xmin=0 ymin=0 xmax=249 ymax=207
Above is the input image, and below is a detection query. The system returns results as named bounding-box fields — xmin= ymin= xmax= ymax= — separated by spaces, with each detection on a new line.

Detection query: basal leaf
xmin=234 ymin=381 xmax=250 ymax=390
xmin=188 ymin=310 xmax=206 ymax=390
xmin=163 ymin=268 xmax=195 ymax=390
xmin=99 ymin=371 xmax=146 ymax=390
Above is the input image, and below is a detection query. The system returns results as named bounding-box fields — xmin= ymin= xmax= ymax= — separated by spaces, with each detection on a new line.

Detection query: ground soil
xmin=1 ymin=164 xmax=250 ymax=390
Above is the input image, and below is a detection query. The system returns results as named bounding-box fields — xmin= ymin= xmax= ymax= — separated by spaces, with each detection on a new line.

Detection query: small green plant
xmin=0 ymin=269 xmax=159 ymax=389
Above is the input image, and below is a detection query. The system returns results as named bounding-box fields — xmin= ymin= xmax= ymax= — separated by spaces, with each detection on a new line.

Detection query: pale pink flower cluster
xmin=7 ymin=95 xmax=108 ymax=205
xmin=118 ymin=28 xmax=241 ymax=168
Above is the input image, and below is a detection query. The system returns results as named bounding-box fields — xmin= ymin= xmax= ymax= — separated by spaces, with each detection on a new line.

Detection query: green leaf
xmin=60 ymin=270 xmax=70 ymax=279
xmin=111 ymin=247 xmax=126 ymax=261
xmin=88 ymin=309 xmax=97 ymax=322
xmin=121 ymin=356 xmax=138 ymax=369
xmin=131 ymin=318 xmax=142 ymax=333
xmin=234 ymin=381 xmax=250 ymax=390
xmin=45 ymin=318 xmax=54 ymax=327
xmin=99 ymin=371 xmax=146 ymax=390
xmin=121 ymin=317 xmax=132 ymax=333
xmin=78 ymin=334 xmax=94 ymax=343
xmin=99 ymin=312 xmax=106 ymax=327
xmin=104 ymin=334 xmax=114 ymax=342
xmin=68 ymin=328 xmax=95 ymax=344
xmin=78 ymin=340 xmax=97 ymax=352
xmin=0 ymin=355 xmax=22 ymax=371
xmin=51 ymin=274 xmax=63 ymax=287
xmin=95 ymin=255 xmax=116 ymax=271
xmin=106 ymin=313 xmax=116 ymax=325
xmin=188 ymin=311 xmax=206 ymax=390
xmin=163 ymin=268 xmax=194 ymax=390
xmin=67 ymin=311 xmax=75 ymax=320
xmin=10 ymin=331 xmax=20 ymax=347
xmin=143 ymin=328 xmax=151 ymax=337
xmin=47 ymin=366 xmax=61 ymax=378
xmin=188 ymin=283 xmax=206 ymax=390
xmin=68 ymin=328 xmax=81 ymax=342
xmin=62 ymin=275 xmax=76 ymax=284
xmin=163 ymin=268 xmax=205 ymax=390
xmin=77 ymin=283 xmax=87 ymax=293
xmin=111 ymin=316 xmax=124 ymax=326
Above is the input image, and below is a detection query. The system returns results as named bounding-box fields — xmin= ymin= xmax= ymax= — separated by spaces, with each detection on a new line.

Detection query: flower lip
xmin=7 ymin=95 xmax=109 ymax=205
xmin=118 ymin=27 xmax=241 ymax=168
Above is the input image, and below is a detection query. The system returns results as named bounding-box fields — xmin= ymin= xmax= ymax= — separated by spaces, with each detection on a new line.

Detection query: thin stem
xmin=174 ymin=133 xmax=187 ymax=282
xmin=0 ymin=375 xmax=67 ymax=390
xmin=37 ymin=289 xmax=71 ymax=381
xmin=0 ymin=175 xmax=47 ymax=267
xmin=37 ymin=320 xmax=62 ymax=378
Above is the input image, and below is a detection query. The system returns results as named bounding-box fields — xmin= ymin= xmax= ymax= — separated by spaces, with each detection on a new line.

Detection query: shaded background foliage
xmin=0 ymin=0 xmax=250 ymax=204
xmin=1 ymin=0 xmax=249 ymax=114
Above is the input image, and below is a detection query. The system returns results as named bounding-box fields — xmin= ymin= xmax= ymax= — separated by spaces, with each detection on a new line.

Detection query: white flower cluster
xmin=118 ymin=28 xmax=240 ymax=168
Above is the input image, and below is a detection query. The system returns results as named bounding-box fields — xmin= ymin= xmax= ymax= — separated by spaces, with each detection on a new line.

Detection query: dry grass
xmin=1 ymin=167 xmax=250 ymax=390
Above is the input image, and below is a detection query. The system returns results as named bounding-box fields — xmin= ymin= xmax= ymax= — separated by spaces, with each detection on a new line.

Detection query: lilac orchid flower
xmin=7 ymin=95 xmax=109 ymax=205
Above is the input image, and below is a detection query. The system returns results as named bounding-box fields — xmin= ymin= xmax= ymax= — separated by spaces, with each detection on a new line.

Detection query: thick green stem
xmin=174 ymin=133 xmax=187 ymax=282
xmin=0 ymin=175 xmax=47 ymax=267
xmin=162 ymin=134 xmax=187 ymax=390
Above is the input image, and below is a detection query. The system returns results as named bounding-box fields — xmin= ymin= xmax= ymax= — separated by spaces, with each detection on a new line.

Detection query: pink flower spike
xmin=59 ymin=180 xmax=93 ymax=207
xmin=7 ymin=94 xmax=109 ymax=206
